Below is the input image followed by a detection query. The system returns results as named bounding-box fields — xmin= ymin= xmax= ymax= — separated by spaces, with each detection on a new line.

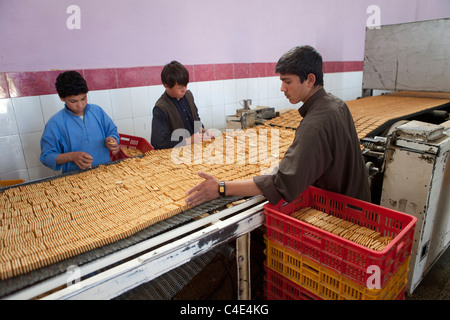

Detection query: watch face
xmin=219 ymin=182 xmax=225 ymax=196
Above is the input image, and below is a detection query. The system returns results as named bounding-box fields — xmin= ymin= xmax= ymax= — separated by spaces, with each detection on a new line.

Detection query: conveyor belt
xmin=348 ymin=93 xmax=450 ymax=138
xmin=266 ymin=91 xmax=450 ymax=139
xmin=0 ymin=194 xmax=242 ymax=298
xmin=1 ymin=139 xmax=278 ymax=282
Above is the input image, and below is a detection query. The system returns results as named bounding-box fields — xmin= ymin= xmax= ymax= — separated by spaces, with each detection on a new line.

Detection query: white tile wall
xmin=40 ymin=94 xmax=63 ymax=124
xmin=148 ymin=85 xmax=164 ymax=108
xmin=133 ymin=116 xmax=152 ymax=142
xmin=110 ymin=88 xmax=132 ymax=120
xmin=223 ymin=79 xmax=237 ymax=104
xmin=13 ymin=96 xmax=45 ymax=133
xmin=0 ymin=98 xmax=18 ymax=136
xmin=88 ymin=90 xmax=113 ymax=119
xmin=0 ymin=135 xmax=27 ymax=175
xmin=192 ymin=81 xmax=212 ymax=109
xmin=210 ymin=80 xmax=225 ymax=107
xmin=0 ymin=72 xmax=364 ymax=183
xmin=130 ymin=87 xmax=152 ymax=117
xmin=21 ymin=131 xmax=42 ymax=168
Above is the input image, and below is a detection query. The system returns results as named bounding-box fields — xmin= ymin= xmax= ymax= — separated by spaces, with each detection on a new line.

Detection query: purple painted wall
xmin=1 ymin=0 xmax=449 ymax=72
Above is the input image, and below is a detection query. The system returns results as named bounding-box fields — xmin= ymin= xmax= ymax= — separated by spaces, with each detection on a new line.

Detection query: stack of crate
xmin=263 ymin=186 xmax=417 ymax=300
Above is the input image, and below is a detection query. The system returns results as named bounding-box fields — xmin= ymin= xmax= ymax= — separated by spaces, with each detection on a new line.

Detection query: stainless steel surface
xmin=363 ymin=18 xmax=450 ymax=92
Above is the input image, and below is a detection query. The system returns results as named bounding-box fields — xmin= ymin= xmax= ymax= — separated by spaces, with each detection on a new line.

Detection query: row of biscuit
xmin=266 ymin=109 xmax=302 ymax=129
xmin=265 ymin=95 xmax=450 ymax=142
xmin=0 ymin=126 xmax=294 ymax=280
xmin=121 ymin=146 xmax=144 ymax=157
xmin=170 ymin=126 xmax=294 ymax=166
xmin=291 ymin=207 xmax=393 ymax=251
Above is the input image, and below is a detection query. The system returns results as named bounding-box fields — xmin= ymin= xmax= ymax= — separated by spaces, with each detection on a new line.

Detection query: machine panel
xmin=381 ymin=120 xmax=450 ymax=294
xmin=363 ymin=18 xmax=450 ymax=93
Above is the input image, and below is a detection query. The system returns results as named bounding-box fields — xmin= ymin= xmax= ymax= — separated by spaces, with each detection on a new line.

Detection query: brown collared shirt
xmin=151 ymin=90 xmax=202 ymax=149
xmin=254 ymin=88 xmax=371 ymax=204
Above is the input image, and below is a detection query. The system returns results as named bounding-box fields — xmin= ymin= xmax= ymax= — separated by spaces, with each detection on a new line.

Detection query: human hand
xmin=71 ymin=152 xmax=93 ymax=170
xmin=185 ymin=171 xmax=220 ymax=206
xmin=186 ymin=132 xmax=204 ymax=145
xmin=105 ymin=137 xmax=120 ymax=154
xmin=202 ymin=128 xmax=217 ymax=141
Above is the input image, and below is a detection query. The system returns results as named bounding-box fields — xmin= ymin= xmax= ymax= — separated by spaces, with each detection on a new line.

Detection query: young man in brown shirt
xmin=185 ymin=46 xmax=371 ymax=206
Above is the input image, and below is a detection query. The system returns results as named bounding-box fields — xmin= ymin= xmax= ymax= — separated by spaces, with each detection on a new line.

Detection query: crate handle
xmin=302 ymin=263 xmax=319 ymax=276
xmin=345 ymin=203 xmax=363 ymax=212
xmin=396 ymin=241 xmax=405 ymax=255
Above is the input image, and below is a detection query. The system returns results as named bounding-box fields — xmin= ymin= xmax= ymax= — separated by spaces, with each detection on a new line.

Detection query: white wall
xmin=3 ymin=0 xmax=449 ymax=72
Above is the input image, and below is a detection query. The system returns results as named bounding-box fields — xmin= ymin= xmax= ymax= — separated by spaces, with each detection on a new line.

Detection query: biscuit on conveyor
xmin=0 ymin=127 xmax=295 ymax=280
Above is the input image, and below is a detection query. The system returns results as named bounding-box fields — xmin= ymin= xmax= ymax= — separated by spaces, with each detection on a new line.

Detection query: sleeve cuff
xmin=42 ymin=153 xmax=61 ymax=171
xmin=253 ymin=174 xmax=284 ymax=205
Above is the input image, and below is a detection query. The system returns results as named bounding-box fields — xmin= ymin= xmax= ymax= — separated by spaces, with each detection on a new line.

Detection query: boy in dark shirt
xmin=185 ymin=46 xmax=371 ymax=206
xmin=151 ymin=61 xmax=215 ymax=149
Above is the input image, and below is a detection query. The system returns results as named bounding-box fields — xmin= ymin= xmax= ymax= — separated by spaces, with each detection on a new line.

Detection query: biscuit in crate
xmin=291 ymin=206 xmax=393 ymax=251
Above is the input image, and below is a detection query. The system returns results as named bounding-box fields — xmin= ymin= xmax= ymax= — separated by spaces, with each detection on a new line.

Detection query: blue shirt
xmin=40 ymin=103 xmax=119 ymax=173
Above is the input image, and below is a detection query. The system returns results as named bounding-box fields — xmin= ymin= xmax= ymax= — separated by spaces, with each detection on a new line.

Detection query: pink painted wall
xmin=1 ymin=0 xmax=449 ymax=73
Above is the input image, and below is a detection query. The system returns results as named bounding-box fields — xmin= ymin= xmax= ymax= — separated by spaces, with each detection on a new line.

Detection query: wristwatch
xmin=218 ymin=181 xmax=226 ymax=197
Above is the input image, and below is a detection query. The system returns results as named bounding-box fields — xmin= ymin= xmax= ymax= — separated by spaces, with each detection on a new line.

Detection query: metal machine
xmin=226 ymin=101 xmax=278 ymax=130
xmin=361 ymin=18 xmax=450 ymax=294
xmin=361 ymin=116 xmax=450 ymax=295
xmin=380 ymin=120 xmax=450 ymax=294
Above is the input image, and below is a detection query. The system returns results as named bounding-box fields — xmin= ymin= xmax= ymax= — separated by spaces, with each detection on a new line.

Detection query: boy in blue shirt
xmin=40 ymin=71 xmax=120 ymax=173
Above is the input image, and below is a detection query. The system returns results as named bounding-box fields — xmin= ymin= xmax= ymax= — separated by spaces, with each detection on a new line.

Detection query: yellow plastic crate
xmin=265 ymin=237 xmax=409 ymax=300
xmin=0 ymin=180 xmax=24 ymax=188
xmin=265 ymin=263 xmax=406 ymax=300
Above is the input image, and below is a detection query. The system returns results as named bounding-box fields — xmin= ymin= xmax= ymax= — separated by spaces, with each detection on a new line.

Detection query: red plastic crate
xmin=110 ymin=133 xmax=153 ymax=161
xmin=265 ymin=264 xmax=322 ymax=300
xmin=263 ymin=186 xmax=416 ymax=288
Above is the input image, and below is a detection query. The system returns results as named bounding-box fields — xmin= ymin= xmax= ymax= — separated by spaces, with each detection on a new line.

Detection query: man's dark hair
xmin=55 ymin=71 xmax=89 ymax=98
xmin=275 ymin=45 xmax=324 ymax=87
xmin=161 ymin=61 xmax=189 ymax=88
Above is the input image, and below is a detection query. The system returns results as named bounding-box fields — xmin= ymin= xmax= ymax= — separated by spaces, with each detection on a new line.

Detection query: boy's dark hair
xmin=161 ymin=61 xmax=189 ymax=88
xmin=275 ymin=45 xmax=324 ymax=87
xmin=55 ymin=71 xmax=89 ymax=98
